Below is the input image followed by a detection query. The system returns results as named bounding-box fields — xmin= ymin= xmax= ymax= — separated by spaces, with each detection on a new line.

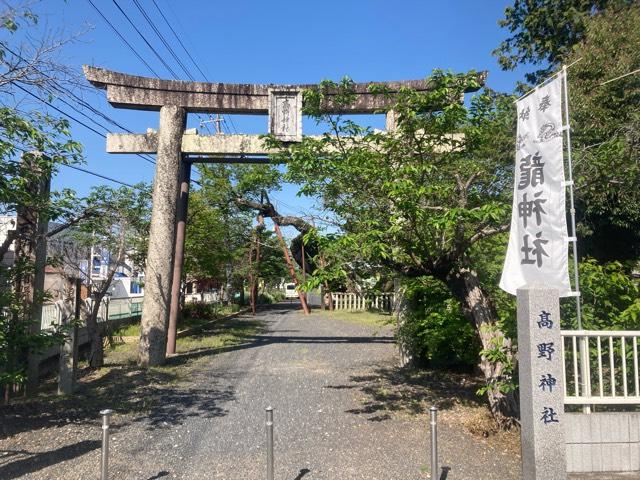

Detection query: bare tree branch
xmin=46 ymin=207 xmax=101 ymax=238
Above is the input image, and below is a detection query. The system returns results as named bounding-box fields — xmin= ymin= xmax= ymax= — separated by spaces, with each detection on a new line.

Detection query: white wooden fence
xmin=562 ymin=330 xmax=640 ymax=406
xmin=40 ymin=297 xmax=144 ymax=330
xmin=331 ymin=292 xmax=394 ymax=312
xmin=185 ymin=291 xmax=220 ymax=304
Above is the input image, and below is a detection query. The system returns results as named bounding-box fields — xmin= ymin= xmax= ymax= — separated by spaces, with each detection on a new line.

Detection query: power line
xmin=131 ymin=0 xmax=195 ymax=82
xmin=149 ymin=0 xmax=238 ymax=135
xmin=13 ymin=85 xmax=146 ymax=189
xmin=269 ymin=193 xmax=306 ymax=216
xmin=15 ymin=83 xmax=108 ymax=138
xmin=15 ymin=83 xmax=157 ymax=166
xmin=125 ymin=0 xmax=215 ymax=135
xmin=45 ymin=90 xmax=156 ymax=165
xmin=84 ymin=0 xmax=160 ymax=77
xmin=84 ymin=1 xmax=210 ymax=141
xmin=95 ymin=0 xmax=236 ymax=136
xmin=2 ymin=41 xmax=157 ymax=166
xmin=63 ymin=164 xmax=138 ymax=189
xmin=111 ymin=0 xmax=180 ymax=79
xmin=151 ymin=0 xmax=209 ymax=81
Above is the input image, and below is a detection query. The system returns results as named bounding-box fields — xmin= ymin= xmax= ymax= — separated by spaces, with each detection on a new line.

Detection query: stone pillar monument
xmin=517 ymin=286 xmax=567 ymax=480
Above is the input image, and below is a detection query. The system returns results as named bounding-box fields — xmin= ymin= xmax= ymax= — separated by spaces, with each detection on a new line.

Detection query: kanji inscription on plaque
xmin=269 ymin=88 xmax=302 ymax=142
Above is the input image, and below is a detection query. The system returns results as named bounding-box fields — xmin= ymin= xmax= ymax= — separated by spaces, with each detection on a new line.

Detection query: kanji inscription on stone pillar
xmin=517 ymin=286 xmax=567 ymax=480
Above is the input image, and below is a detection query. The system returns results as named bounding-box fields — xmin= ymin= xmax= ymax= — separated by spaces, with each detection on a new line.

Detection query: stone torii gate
xmin=83 ymin=66 xmax=485 ymax=366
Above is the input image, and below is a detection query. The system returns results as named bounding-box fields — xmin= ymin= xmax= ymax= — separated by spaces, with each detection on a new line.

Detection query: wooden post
xmin=166 ymin=160 xmax=191 ymax=356
xmin=273 ymin=222 xmax=310 ymax=315
xmin=58 ymin=278 xmax=80 ymax=394
xmin=139 ymin=105 xmax=186 ymax=367
xmin=17 ymin=156 xmax=51 ymax=395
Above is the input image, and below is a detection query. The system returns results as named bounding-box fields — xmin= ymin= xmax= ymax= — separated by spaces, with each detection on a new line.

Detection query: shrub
xmin=398 ymin=276 xmax=480 ymax=370
xmin=561 ymin=258 xmax=640 ymax=330
xmin=257 ymin=292 xmax=275 ymax=304
xmin=181 ymin=302 xmax=217 ymax=321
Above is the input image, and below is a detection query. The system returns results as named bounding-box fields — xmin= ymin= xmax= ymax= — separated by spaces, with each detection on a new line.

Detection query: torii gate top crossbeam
xmin=83 ymin=66 xmax=486 ymax=114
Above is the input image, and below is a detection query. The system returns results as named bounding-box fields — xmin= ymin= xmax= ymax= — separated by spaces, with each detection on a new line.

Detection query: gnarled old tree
xmin=235 ymin=192 xmax=318 ymax=302
xmin=277 ymin=72 xmax=520 ymax=427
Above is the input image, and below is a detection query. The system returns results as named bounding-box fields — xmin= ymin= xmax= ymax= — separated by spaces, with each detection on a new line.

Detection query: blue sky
xmin=17 ymin=0 xmax=531 ymax=229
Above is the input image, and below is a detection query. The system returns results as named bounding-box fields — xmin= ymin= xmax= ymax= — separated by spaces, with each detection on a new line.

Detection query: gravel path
xmin=1 ymin=304 xmax=524 ymax=479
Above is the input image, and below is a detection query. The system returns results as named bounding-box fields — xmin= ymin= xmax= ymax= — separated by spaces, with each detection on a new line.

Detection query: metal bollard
xmin=430 ymin=406 xmax=438 ymax=480
xmin=100 ymin=409 xmax=114 ymax=480
xmin=266 ymin=407 xmax=274 ymax=480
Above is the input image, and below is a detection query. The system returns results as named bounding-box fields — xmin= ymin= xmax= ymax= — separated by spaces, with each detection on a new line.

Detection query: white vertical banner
xmin=500 ymin=72 xmax=572 ymax=297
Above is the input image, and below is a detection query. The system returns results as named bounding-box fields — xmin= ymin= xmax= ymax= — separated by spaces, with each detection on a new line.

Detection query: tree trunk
xmin=238 ymin=283 xmax=245 ymax=306
xmin=393 ymin=282 xmax=412 ymax=367
xmin=85 ymin=295 xmax=104 ymax=368
xmin=448 ymin=266 xmax=520 ymax=428
xmin=86 ymin=222 xmax=128 ymax=369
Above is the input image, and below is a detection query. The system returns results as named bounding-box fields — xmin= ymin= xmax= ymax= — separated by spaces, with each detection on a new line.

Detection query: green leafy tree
xmin=565 ymin=4 xmax=640 ymax=261
xmin=493 ymin=0 xmax=633 ymax=84
xmin=254 ymin=231 xmax=289 ymax=290
xmin=184 ymin=189 xmax=234 ymax=283
xmin=495 ymin=1 xmax=640 ymax=261
xmin=68 ymin=184 xmax=151 ymax=368
xmin=276 ymin=72 xmax=521 ymax=426
xmin=1 ymin=4 xmax=84 ymax=400
xmin=184 ymin=163 xmax=282 ymax=304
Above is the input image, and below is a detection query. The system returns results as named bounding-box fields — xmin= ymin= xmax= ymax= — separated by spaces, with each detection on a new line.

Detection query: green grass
xmin=17 ymin=312 xmax=264 ymax=420
xmin=176 ymin=320 xmax=261 ymax=357
xmin=314 ymin=309 xmax=395 ymax=327
xmin=178 ymin=304 xmax=237 ymax=329
xmin=110 ymin=304 xmax=240 ymax=338
xmin=113 ymin=322 xmax=140 ymax=337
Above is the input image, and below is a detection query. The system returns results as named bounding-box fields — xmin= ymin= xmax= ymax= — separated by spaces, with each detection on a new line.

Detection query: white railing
xmin=562 ymin=330 xmax=640 ymax=406
xmin=331 ymin=292 xmax=394 ymax=312
xmin=40 ymin=296 xmax=144 ymax=330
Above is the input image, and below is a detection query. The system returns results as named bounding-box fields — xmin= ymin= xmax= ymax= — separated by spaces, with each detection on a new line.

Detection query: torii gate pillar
xmin=139 ymin=105 xmax=186 ymax=367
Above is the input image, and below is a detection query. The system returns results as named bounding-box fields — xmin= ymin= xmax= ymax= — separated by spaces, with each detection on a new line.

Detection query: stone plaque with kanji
xmin=269 ymin=88 xmax=302 ymax=142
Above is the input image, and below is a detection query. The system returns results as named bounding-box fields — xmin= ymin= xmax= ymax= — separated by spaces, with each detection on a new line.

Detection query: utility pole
xmin=199 ymin=114 xmax=224 ymax=134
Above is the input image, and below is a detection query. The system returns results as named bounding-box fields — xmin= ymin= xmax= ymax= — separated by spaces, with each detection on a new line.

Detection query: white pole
xmin=563 ymin=65 xmax=590 ymax=414
xmin=562 ymin=65 xmax=583 ymax=330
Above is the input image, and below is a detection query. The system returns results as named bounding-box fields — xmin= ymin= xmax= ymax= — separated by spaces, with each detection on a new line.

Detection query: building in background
xmin=0 ymin=215 xmax=144 ymax=302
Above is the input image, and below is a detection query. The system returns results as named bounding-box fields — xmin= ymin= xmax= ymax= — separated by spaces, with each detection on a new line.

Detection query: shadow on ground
xmin=0 ymin=316 xmax=265 ymax=440
xmin=163 ymin=304 xmax=394 ymax=369
xmin=0 ymin=305 xmax=393 ymax=440
xmin=327 ymin=364 xmax=485 ymax=420
xmin=0 ymin=440 xmax=100 ymax=479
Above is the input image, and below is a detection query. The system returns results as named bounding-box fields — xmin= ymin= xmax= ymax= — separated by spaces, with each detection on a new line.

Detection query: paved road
xmin=3 ymin=304 xmax=523 ymax=479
